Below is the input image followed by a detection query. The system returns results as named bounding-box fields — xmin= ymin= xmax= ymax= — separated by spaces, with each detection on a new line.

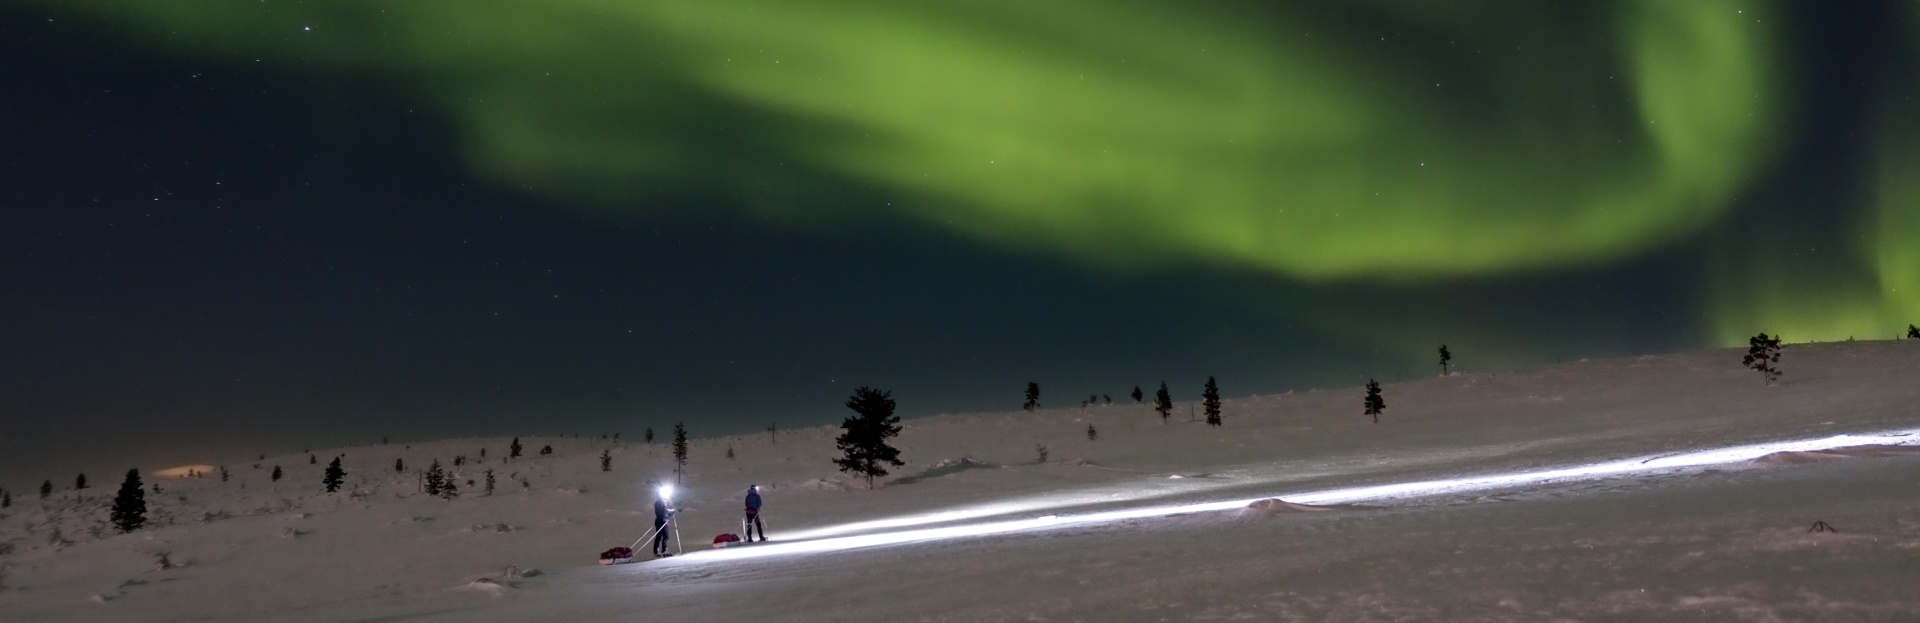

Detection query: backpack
xmin=712 ymin=533 xmax=742 ymax=547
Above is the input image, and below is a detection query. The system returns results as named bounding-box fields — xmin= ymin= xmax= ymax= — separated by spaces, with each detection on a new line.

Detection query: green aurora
xmin=39 ymin=0 xmax=1920 ymax=347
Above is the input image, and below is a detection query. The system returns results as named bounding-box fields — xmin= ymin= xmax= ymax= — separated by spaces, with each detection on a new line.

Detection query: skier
xmin=743 ymin=484 xmax=766 ymax=542
xmin=651 ymin=488 xmax=675 ymax=557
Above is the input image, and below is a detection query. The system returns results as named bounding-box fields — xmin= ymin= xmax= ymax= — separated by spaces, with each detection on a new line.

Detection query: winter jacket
xmin=653 ymin=498 xmax=671 ymax=526
xmin=745 ymin=489 xmax=762 ymax=512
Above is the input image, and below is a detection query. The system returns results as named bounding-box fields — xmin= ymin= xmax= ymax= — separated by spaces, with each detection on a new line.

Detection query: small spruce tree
xmin=395 ymin=457 xmax=405 ymax=472
xmin=424 ymin=459 xmax=447 ymax=497
xmin=220 ymin=466 xmax=228 ymax=482
xmin=2 ymin=489 xmax=10 ymax=508
xmin=1907 ymin=324 xmax=1918 ymax=339
xmin=75 ymin=474 xmax=88 ymax=491
xmin=726 ymin=445 xmax=735 ymax=460
xmin=1438 ymin=344 xmax=1452 ymax=375
xmin=1743 ymin=333 xmax=1784 ymax=385
xmin=834 ymin=386 xmax=905 ymax=489
xmin=510 ymin=437 xmax=524 ymax=459
xmin=40 ymin=479 xmax=52 ymax=498
xmin=322 ymin=457 xmax=345 ymax=493
xmin=1087 ymin=423 xmax=1098 ymax=441
xmin=671 ymin=423 xmax=689 ymax=484
xmin=600 ymin=449 xmax=612 ymax=472
xmin=539 ymin=445 xmax=553 ymax=456
xmin=1131 ymin=385 xmax=1143 ymax=403
xmin=1024 ymin=382 xmax=1041 ymax=411
xmin=1153 ymin=382 xmax=1173 ymax=424
xmin=1364 ymin=379 xmax=1385 ymax=424
xmin=309 ymin=454 xmax=316 ymax=465
xmin=1034 ymin=443 xmax=1049 ymax=463
xmin=767 ymin=422 xmax=778 ymax=444
xmin=484 ymin=469 xmax=496 ymax=496
xmin=438 ymin=466 xmax=459 ymax=499
xmin=1202 ymin=376 xmax=1222 ymax=427
xmin=110 ymin=469 xmax=146 ymax=533
xmin=270 ymin=466 xmax=282 ymax=482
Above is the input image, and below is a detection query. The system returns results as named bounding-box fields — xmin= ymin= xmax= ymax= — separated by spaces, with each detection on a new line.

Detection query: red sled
xmin=598 ymin=546 xmax=635 ymax=565
xmin=712 ymin=533 xmax=743 ymax=548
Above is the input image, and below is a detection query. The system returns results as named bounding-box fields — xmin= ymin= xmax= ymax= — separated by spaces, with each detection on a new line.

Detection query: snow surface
xmin=3 ymin=340 xmax=1919 ymax=621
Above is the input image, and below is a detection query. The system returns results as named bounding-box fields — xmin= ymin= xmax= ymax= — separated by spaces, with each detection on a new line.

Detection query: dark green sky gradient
xmin=1 ymin=2 xmax=1915 ymax=485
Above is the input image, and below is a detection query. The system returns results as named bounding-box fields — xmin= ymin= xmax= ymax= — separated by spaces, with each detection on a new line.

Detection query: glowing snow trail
xmin=670 ymin=429 xmax=1920 ymax=562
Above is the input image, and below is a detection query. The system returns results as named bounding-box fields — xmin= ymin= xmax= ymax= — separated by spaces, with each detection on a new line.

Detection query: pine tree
xmin=111 ymin=469 xmax=146 ymax=533
xmin=1743 ymin=333 xmax=1784 ymax=385
xmin=726 ymin=445 xmax=735 ymax=460
xmin=834 ymin=386 xmax=905 ymax=489
xmin=2 ymin=489 xmax=10 ymax=508
xmin=1023 ymin=382 xmax=1041 ymax=411
xmin=1131 ymin=385 xmax=1143 ymax=403
xmin=1364 ymin=379 xmax=1385 ymax=424
xmin=424 ymin=459 xmax=447 ymax=497
xmin=395 ymin=457 xmax=405 ymax=472
xmin=484 ymin=469 xmax=496 ymax=496
xmin=1153 ymin=382 xmax=1173 ymax=424
xmin=540 ymin=444 xmax=553 ymax=456
xmin=322 ymin=457 xmax=345 ymax=493
xmin=1438 ymin=344 xmax=1452 ymax=375
xmin=40 ymin=479 xmax=51 ymax=498
xmin=1087 ymin=423 xmax=1098 ymax=441
xmin=220 ymin=466 xmax=229 ymax=482
xmin=510 ymin=437 xmax=524 ymax=459
xmin=767 ymin=422 xmax=778 ymax=444
xmin=671 ymin=423 xmax=689 ymax=484
xmin=439 ymin=465 xmax=459 ymax=499
xmin=107 ymin=469 xmax=144 ymax=534
xmin=1909 ymin=324 xmax=1919 ymax=339
xmin=600 ymin=449 xmax=612 ymax=472
xmin=75 ymin=474 xmax=88 ymax=491
xmin=309 ymin=454 xmax=316 ymax=465
xmin=270 ymin=466 xmax=282 ymax=482
xmin=1202 ymin=376 xmax=1222 ymax=427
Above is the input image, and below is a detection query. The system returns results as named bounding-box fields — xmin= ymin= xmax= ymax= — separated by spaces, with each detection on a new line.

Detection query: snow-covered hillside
xmin=3 ymin=341 xmax=1919 ymax=621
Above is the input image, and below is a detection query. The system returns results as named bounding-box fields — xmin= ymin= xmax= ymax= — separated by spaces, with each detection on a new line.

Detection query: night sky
xmin=3 ymin=1 xmax=1915 ymax=486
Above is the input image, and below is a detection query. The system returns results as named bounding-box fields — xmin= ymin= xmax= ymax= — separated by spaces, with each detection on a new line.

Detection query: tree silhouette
xmin=75 ymin=474 xmax=88 ymax=491
xmin=40 ymin=480 xmax=51 ymax=498
xmin=395 ymin=457 xmax=405 ymax=472
xmin=1743 ymin=333 xmax=1784 ymax=385
xmin=672 ymin=422 xmax=689 ymax=484
xmin=510 ymin=437 xmax=524 ymax=459
xmin=1908 ymin=324 xmax=1918 ymax=339
xmin=1153 ymin=382 xmax=1173 ymax=424
xmin=1364 ymin=379 xmax=1385 ymax=424
xmin=540 ymin=444 xmax=553 ymax=456
xmin=424 ymin=459 xmax=448 ymax=497
xmin=1131 ymin=385 xmax=1143 ymax=403
xmin=1202 ymin=376 xmax=1222 ymax=427
xmin=600 ymin=449 xmax=612 ymax=472
xmin=322 ymin=457 xmax=345 ymax=493
xmin=1087 ymin=423 xmax=1098 ymax=441
xmin=270 ymin=466 xmax=282 ymax=482
xmin=1438 ymin=344 xmax=1452 ymax=375
xmin=834 ymin=386 xmax=905 ymax=489
xmin=484 ymin=469 xmax=496 ymax=496
xmin=1024 ymin=382 xmax=1041 ymax=411
xmin=110 ymin=469 xmax=146 ymax=533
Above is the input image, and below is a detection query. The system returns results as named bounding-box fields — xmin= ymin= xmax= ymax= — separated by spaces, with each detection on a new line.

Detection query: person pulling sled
xmin=743 ymin=484 xmax=767 ymax=542
xmin=652 ymin=487 xmax=677 ymax=556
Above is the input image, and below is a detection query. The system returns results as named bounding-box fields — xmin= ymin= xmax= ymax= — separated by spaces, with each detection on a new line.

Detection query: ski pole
xmin=673 ymin=514 xmax=683 ymax=554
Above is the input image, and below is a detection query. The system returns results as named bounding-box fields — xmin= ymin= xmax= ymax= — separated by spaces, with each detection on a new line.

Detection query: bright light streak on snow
xmin=674 ymin=429 xmax=1920 ymax=563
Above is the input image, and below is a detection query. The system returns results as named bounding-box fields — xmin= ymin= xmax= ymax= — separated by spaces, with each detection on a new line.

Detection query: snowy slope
xmin=2 ymin=340 xmax=1918 ymax=621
